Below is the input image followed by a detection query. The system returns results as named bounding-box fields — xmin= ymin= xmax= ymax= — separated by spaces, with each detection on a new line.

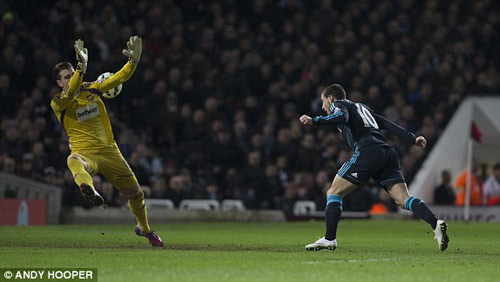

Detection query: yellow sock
xmin=128 ymin=190 xmax=151 ymax=234
xmin=67 ymin=156 xmax=93 ymax=188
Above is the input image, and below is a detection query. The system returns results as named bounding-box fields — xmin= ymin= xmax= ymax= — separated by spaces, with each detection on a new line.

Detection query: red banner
xmin=0 ymin=199 xmax=46 ymax=225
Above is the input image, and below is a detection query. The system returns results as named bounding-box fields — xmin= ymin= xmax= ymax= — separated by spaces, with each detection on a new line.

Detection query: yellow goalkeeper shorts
xmin=69 ymin=148 xmax=139 ymax=190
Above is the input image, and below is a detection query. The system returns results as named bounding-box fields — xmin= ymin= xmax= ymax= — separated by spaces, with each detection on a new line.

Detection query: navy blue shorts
xmin=337 ymin=145 xmax=405 ymax=187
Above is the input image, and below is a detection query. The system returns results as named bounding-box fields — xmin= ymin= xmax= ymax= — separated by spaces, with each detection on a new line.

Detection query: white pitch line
xmin=347 ymin=258 xmax=392 ymax=263
xmin=302 ymin=261 xmax=321 ymax=264
xmin=302 ymin=258 xmax=392 ymax=264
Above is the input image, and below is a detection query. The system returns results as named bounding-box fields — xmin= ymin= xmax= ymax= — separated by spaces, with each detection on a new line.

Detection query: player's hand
xmin=122 ymin=35 xmax=142 ymax=65
xmin=74 ymin=39 xmax=88 ymax=73
xmin=415 ymin=136 xmax=427 ymax=148
xmin=299 ymin=115 xmax=313 ymax=126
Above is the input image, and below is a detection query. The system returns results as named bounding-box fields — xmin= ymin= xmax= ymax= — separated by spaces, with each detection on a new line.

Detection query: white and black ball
xmin=97 ymin=72 xmax=123 ymax=99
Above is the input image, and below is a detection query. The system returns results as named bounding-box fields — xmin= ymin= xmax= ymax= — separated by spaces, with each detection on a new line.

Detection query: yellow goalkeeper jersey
xmin=51 ymin=61 xmax=137 ymax=152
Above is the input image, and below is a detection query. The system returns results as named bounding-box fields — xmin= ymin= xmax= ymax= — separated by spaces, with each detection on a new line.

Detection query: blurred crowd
xmin=434 ymin=163 xmax=500 ymax=206
xmin=1 ymin=0 xmax=499 ymax=211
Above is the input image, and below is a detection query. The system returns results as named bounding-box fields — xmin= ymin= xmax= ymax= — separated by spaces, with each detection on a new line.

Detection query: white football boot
xmin=305 ymin=237 xmax=337 ymax=251
xmin=434 ymin=220 xmax=449 ymax=251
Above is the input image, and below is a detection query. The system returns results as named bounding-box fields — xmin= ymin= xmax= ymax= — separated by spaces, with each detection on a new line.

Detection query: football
xmin=97 ymin=72 xmax=122 ymax=99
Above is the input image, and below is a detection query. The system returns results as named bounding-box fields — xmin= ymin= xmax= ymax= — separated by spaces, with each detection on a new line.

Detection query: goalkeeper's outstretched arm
xmin=94 ymin=36 xmax=142 ymax=94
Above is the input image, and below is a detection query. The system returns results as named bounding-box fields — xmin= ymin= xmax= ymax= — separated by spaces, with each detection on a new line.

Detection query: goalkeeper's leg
xmin=104 ymin=149 xmax=164 ymax=247
xmin=120 ymin=184 xmax=164 ymax=247
xmin=121 ymin=185 xmax=151 ymax=233
xmin=67 ymin=154 xmax=105 ymax=206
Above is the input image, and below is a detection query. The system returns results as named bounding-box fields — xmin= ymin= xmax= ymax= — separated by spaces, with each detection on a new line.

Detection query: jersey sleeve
xmin=50 ymin=69 xmax=84 ymax=112
xmin=91 ymin=61 xmax=137 ymax=94
xmin=374 ymin=114 xmax=416 ymax=144
xmin=312 ymin=104 xmax=349 ymax=126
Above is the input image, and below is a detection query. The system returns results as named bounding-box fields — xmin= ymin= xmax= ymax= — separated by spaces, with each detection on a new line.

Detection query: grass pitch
xmin=1 ymin=220 xmax=499 ymax=282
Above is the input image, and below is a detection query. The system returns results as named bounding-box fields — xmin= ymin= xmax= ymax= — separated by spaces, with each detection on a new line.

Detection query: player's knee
xmin=131 ymin=189 xmax=144 ymax=200
xmin=67 ymin=154 xmax=80 ymax=165
xmin=123 ymin=186 xmax=144 ymax=200
xmin=67 ymin=154 xmax=88 ymax=173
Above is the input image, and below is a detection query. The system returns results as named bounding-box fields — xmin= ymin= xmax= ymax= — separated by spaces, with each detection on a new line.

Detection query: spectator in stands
xmin=165 ymin=175 xmax=190 ymax=207
xmin=1 ymin=155 xmax=16 ymax=174
xmin=433 ymin=170 xmax=456 ymax=205
xmin=0 ymin=128 xmax=23 ymax=162
xmin=297 ymin=133 xmax=319 ymax=171
xmin=279 ymin=185 xmax=299 ymax=215
xmin=43 ymin=166 xmax=60 ymax=186
xmin=207 ymin=129 xmax=243 ymax=179
xmin=31 ymin=142 xmax=47 ymax=174
xmin=150 ymin=177 xmax=167 ymax=199
xmin=203 ymin=182 xmax=220 ymax=201
xmin=100 ymin=181 xmax=119 ymax=207
xmin=308 ymin=170 xmax=330 ymax=211
xmin=239 ymin=151 xmax=267 ymax=209
xmin=483 ymin=163 xmax=500 ymax=205
xmin=264 ymin=164 xmax=285 ymax=209
xmin=455 ymin=163 xmax=483 ymax=206
xmin=18 ymin=153 xmax=41 ymax=181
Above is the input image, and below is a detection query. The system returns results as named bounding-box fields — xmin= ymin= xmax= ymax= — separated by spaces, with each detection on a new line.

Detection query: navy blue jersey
xmin=312 ymin=99 xmax=416 ymax=150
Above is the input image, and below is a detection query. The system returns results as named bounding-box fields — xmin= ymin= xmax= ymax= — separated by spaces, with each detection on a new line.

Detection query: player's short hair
xmin=322 ymin=84 xmax=346 ymax=100
xmin=52 ymin=62 xmax=73 ymax=80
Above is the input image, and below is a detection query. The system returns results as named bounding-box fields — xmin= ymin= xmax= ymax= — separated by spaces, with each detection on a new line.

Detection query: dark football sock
xmin=405 ymin=196 xmax=438 ymax=229
xmin=324 ymin=195 xmax=342 ymax=241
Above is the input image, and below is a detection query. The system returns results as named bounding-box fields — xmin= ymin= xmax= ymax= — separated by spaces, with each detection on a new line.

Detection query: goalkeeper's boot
xmin=305 ymin=237 xmax=337 ymax=251
xmin=135 ymin=226 xmax=164 ymax=247
xmin=79 ymin=183 xmax=105 ymax=206
xmin=434 ymin=220 xmax=449 ymax=251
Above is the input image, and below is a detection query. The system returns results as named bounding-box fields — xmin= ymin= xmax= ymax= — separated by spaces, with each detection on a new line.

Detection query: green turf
xmin=1 ymin=220 xmax=499 ymax=282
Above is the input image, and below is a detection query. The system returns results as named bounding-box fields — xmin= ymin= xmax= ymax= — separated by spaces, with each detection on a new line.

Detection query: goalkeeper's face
xmin=57 ymin=67 xmax=75 ymax=90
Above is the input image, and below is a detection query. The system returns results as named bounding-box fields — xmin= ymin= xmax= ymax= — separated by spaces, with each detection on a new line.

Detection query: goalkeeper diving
xmin=50 ymin=36 xmax=164 ymax=247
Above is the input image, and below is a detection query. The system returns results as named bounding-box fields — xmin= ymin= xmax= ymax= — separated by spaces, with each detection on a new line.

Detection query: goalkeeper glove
xmin=122 ymin=35 xmax=142 ymax=65
xmin=74 ymin=39 xmax=88 ymax=73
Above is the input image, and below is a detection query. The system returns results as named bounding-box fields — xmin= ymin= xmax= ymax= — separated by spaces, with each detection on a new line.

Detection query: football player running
xmin=300 ymin=84 xmax=448 ymax=252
